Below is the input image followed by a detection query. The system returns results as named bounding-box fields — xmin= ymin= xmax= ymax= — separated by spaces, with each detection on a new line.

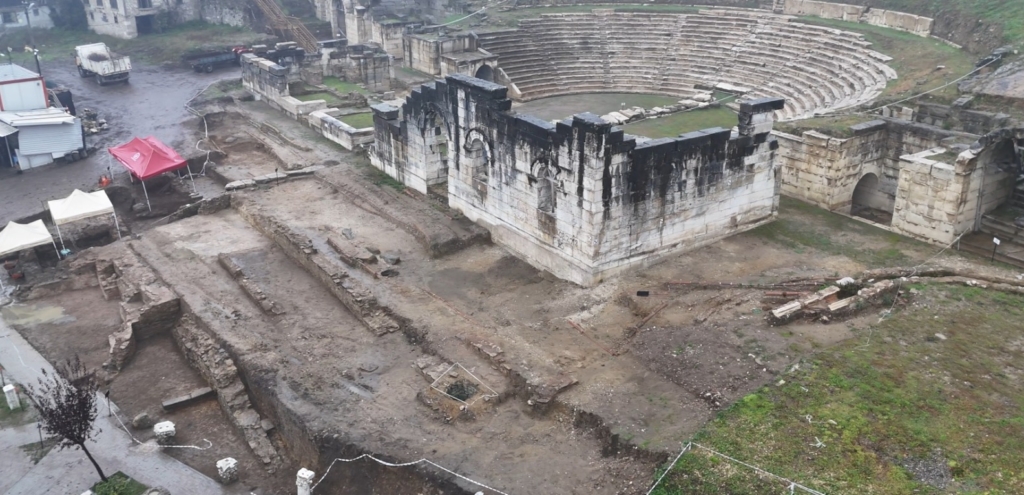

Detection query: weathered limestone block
xmin=154 ymin=421 xmax=176 ymax=444
xmin=131 ymin=412 xmax=153 ymax=429
xmin=3 ymin=384 xmax=19 ymax=410
xmin=216 ymin=458 xmax=239 ymax=484
xmin=297 ymin=469 xmax=315 ymax=495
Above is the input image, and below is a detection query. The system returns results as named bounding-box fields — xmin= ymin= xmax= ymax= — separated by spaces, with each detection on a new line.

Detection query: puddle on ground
xmin=0 ymin=304 xmax=75 ymax=327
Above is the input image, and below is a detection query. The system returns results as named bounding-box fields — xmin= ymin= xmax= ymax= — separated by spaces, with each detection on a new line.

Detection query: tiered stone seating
xmin=476 ymin=9 xmax=897 ymax=120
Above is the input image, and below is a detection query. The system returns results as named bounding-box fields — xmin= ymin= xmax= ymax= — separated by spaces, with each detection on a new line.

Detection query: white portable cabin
xmin=1 ymin=107 xmax=84 ymax=169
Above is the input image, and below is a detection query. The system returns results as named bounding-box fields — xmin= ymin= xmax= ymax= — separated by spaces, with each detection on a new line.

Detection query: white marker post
xmin=296 ymin=468 xmax=315 ymax=495
xmin=3 ymin=384 xmax=19 ymax=410
xmin=992 ymin=237 xmax=1001 ymax=262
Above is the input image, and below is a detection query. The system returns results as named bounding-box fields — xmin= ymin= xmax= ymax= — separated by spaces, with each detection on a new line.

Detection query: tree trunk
xmin=78 ymin=442 xmax=107 ymax=482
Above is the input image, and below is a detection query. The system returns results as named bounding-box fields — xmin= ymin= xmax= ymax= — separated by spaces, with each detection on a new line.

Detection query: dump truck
xmin=74 ymin=43 xmax=131 ymax=85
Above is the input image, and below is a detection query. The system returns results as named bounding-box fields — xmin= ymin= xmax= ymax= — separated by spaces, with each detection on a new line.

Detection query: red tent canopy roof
xmin=108 ymin=136 xmax=187 ymax=180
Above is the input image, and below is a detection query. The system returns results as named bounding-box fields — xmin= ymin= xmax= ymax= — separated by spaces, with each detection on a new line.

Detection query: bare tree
xmin=28 ymin=355 xmax=107 ymax=482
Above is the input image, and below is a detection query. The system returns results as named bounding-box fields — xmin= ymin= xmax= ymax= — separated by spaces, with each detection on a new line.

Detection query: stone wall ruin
xmin=370 ymin=74 xmax=785 ymax=286
xmin=776 ymin=118 xmax=1024 ymax=246
xmin=783 ymin=0 xmax=934 ymax=37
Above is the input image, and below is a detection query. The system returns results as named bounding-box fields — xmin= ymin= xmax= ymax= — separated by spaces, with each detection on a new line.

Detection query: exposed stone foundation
xmin=233 ymin=197 xmax=402 ymax=336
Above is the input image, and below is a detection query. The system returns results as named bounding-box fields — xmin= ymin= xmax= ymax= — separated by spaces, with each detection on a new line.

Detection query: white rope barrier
xmin=644 ymin=441 xmax=826 ymax=495
xmin=691 ymin=443 xmax=826 ymax=495
xmin=312 ymin=453 xmax=511 ymax=495
xmin=106 ymin=398 xmax=213 ymax=450
xmin=183 ymin=78 xmax=232 ymax=177
xmin=644 ymin=442 xmax=691 ymax=495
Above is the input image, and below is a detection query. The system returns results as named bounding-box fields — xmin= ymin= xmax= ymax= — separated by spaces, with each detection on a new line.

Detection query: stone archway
xmin=970 ymin=132 xmax=1024 ymax=227
xmin=851 ymin=172 xmax=894 ymax=225
xmin=474 ymin=64 xmax=494 ymax=82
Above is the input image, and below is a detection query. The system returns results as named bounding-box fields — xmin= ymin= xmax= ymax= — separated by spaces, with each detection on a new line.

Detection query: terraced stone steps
xmin=477 ymin=9 xmax=897 ymax=120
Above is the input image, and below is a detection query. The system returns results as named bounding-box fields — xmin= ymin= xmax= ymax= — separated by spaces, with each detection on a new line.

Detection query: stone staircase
xmin=476 ymin=10 xmax=896 ymax=118
xmin=961 ymin=202 xmax=1024 ymax=268
xmin=250 ymin=0 xmax=319 ymax=53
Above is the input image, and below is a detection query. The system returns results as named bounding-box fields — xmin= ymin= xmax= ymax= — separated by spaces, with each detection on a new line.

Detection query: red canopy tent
xmin=108 ymin=137 xmax=193 ymax=211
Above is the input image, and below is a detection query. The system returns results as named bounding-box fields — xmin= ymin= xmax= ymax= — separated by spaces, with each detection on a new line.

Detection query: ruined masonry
xmin=371 ymin=74 xmax=785 ymax=286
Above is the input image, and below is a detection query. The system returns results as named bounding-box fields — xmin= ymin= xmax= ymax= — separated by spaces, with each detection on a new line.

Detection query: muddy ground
xmin=1 ymin=288 xmax=282 ymax=493
xmin=3 ymin=55 xmax=1020 ymax=495
xmin=0 ymin=58 xmax=227 ymax=226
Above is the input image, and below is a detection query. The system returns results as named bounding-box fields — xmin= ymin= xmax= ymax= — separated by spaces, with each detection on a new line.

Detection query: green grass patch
xmin=748 ymin=196 xmax=920 ymax=267
xmin=794 ymin=17 xmax=974 ymax=104
xmin=0 ymin=385 xmax=35 ymax=427
xmin=340 ymin=112 xmax=374 ymax=129
xmin=515 ymin=92 xmax=679 ymax=121
xmin=469 ymin=5 xmax=703 ymax=28
xmin=356 ymin=162 xmax=405 ymax=191
xmin=652 ymin=284 xmax=1024 ymax=494
xmin=17 ymin=22 xmax=268 ymax=65
xmin=322 ymin=77 xmax=369 ymax=95
xmin=92 ymin=472 xmax=148 ymax=495
xmin=833 ymin=0 xmax=1024 ymax=47
xmin=294 ymin=92 xmax=343 ymax=106
xmin=775 ymin=115 xmax=880 ymax=138
xmin=623 ymin=107 xmax=738 ymax=138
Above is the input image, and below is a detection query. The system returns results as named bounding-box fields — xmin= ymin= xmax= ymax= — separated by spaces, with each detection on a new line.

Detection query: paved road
xmin=0 ymin=315 xmax=244 ymax=495
xmin=0 ymin=59 xmax=235 ymax=226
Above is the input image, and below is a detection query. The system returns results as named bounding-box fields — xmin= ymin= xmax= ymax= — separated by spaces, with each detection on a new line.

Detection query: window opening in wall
xmin=1 ymin=12 xmax=15 ymax=23
xmin=114 ymin=14 xmax=118 ymax=23
xmin=474 ymin=64 xmax=494 ymax=82
xmin=89 ymin=11 xmax=94 ymax=20
xmin=975 ymin=138 xmax=1024 ymax=229
xmin=32 ymin=7 xmax=39 ymax=16
xmin=110 ymin=0 xmax=117 ymax=9
xmin=138 ymin=0 xmax=152 ymax=8
xmin=101 ymin=13 xmax=107 ymax=21
xmin=136 ymin=13 xmax=155 ymax=33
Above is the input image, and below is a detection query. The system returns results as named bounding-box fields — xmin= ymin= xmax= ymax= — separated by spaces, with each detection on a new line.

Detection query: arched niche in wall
xmin=463 ymin=127 xmax=492 ymax=184
xmin=474 ymin=64 xmax=495 ymax=82
xmin=530 ymin=156 xmax=557 ymax=214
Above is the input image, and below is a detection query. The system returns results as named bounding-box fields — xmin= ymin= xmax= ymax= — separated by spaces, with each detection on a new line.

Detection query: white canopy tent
xmin=46 ymin=189 xmax=121 ymax=250
xmin=0 ymin=220 xmax=59 ymax=290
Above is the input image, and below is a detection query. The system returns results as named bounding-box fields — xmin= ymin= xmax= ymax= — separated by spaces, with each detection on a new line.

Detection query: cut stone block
xmin=216 ymin=457 xmax=239 ymax=484
xmin=3 ymin=384 xmax=18 ymax=411
xmin=162 ymin=387 xmax=216 ymax=411
xmin=154 ymin=421 xmax=176 ymax=444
